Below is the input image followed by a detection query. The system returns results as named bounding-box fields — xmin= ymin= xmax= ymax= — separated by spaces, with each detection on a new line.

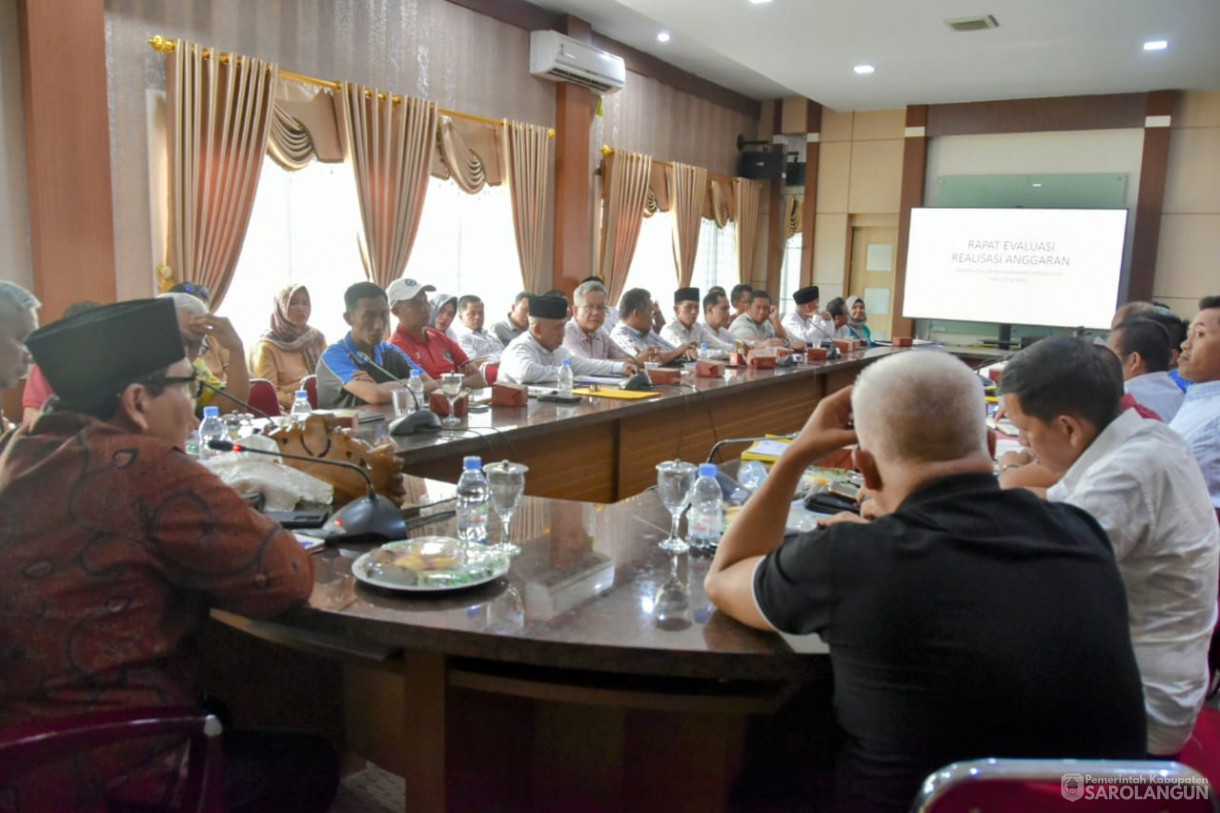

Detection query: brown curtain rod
xmin=149 ymin=36 xmax=554 ymax=137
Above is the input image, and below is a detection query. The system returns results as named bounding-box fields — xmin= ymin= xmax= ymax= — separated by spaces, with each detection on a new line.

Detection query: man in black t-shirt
xmin=705 ymin=350 xmax=1146 ymax=811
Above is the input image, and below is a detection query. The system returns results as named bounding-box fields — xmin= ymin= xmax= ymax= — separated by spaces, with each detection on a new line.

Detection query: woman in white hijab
xmin=846 ymin=295 xmax=871 ymax=343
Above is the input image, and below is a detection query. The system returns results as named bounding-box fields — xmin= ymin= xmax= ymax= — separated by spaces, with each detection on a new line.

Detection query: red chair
xmin=483 ymin=361 xmax=499 ymax=386
xmin=247 ymin=378 xmax=282 ymax=417
xmin=912 ymin=758 xmax=1217 ymax=812
xmin=0 ymin=706 xmax=224 ymax=811
xmin=300 ymin=375 xmax=318 ymax=409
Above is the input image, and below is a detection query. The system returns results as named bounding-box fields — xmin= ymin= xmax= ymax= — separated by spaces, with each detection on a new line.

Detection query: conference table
xmin=385 ymin=346 xmax=901 ymax=502
xmin=213 ymin=481 xmax=832 ymax=811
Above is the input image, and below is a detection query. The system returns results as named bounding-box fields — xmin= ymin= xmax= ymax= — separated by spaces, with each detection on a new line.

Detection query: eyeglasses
xmin=144 ymin=370 xmax=201 ymax=398
xmin=578 ymin=304 xmax=608 ymax=312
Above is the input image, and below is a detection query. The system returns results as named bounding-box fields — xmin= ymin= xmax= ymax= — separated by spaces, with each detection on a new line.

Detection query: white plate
xmin=352 ymin=538 xmax=510 ymax=593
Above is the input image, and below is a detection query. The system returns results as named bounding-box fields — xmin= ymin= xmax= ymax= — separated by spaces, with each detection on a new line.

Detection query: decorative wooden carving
xmin=266 ymin=414 xmax=405 ymax=506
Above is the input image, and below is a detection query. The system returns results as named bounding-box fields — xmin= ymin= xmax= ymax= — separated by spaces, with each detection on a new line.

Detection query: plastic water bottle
xmin=197 ymin=406 xmax=226 ymax=459
xmin=699 ymin=342 xmax=709 ymax=360
xmin=406 ymin=368 xmax=425 ymax=413
xmin=290 ymin=389 xmax=312 ymax=423
xmin=688 ymin=463 xmax=724 ymax=552
xmin=456 ymin=455 xmax=489 ymax=545
xmin=557 ymin=358 xmax=574 ymax=397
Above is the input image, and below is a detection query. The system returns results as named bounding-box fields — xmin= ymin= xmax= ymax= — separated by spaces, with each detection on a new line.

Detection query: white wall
xmin=0 ymin=0 xmax=33 ymax=291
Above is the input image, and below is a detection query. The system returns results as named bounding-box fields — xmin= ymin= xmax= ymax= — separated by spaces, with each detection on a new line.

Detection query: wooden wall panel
xmin=926 ymin=93 xmax=1146 ymax=137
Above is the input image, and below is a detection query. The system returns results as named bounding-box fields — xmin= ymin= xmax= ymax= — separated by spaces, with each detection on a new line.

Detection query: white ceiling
xmin=532 ymin=0 xmax=1220 ymax=111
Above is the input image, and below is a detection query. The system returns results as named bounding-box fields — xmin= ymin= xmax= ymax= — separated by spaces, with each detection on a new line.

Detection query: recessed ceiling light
xmin=1143 ymin=39 xmax=1168 ymax=51
xmin=748 ymin=0 xmax=773 ymax=5
xmin=854 ymin=64 xmax=875 ymax=75
xmin=657 ymin=31 xmax=671 ymax=42
xmin=1031 ymin=183 xmax=1043 ymax=188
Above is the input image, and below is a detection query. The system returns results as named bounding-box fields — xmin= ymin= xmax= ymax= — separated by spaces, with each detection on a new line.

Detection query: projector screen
xmin=903 ymin=207 xmax=1128 ymax=329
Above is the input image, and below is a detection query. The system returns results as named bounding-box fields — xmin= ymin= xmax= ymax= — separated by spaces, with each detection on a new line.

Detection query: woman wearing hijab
xmin=429 ymin=292 xmax=459 ymax=340
xmin=250 ymin=285 xmax=328 ymax=408
xmin=846 ymin=295 xmax=871 ymax=344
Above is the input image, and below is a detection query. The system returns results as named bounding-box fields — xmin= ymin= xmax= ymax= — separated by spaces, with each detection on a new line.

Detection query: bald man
xmin=705 ymin=351 xmax=1146 ymax=809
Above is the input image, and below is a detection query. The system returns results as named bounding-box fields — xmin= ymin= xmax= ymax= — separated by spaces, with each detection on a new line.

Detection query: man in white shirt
xmin=730 ymin=290 xmax=792 ymax=348
xmin=609 ymin=288 xmax=695 ymax=364
xmin=1170 ymin=295 xmax=1220 ymax=510
xmin=660 ymin=287 xmax=732 ymax=355
xmin=451 ymin=295 xmax=503 ymax=364
xmin=1001 ymin=336 xmax=1219 ymax=757
xmin=563 ymin=280 xmax=637 ymax=365
xmin=700 ymin=290 xmax=737 ymax=346
xmin=499 ymin=295 xmax=636 ymax=385
xmin=782 ymin=286 xmax=837 ymax=346
xmin=1106 ymin=317 xmax=1184 ymax=421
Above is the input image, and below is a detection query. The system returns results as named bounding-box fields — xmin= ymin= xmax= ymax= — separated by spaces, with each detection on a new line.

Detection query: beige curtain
xmin=670 ymin=162 xmax=708 ymax=287
xmin=337 ymin=83 xmax=438 ymax=287
xmin=707 ymin=176 xmax=734 ymax=228
xmin=268 ymin=106 xmax=316 ymax=170
xmin=501 ymin=120 xmax=552 ymax=294
xmin=733 ymin=178 xmax=763 ymax=285
xmin=598 ymin=149 xmax=653 ymax=305
xmin=165 ymin=39 xmax=277 ymax=309
xmin=785 ymin=196 xmax=803 ymax=240
xmin=438 ymin=116 xmax=505 ymax=192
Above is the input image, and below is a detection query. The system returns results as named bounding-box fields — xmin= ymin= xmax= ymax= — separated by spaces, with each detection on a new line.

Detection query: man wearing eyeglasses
xmin=562 ymin=279 xmax=638 ymax=370
xmin=0 ymin=298 xmax=337 ymax=811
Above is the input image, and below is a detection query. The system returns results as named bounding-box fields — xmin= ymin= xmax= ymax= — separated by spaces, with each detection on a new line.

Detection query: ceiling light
xmin=657 ymin=31 xmax=670 ymax=42
xmin=1143 ymin=39 xmax=1168 ymax=51
xmin=748 ymin=0 xmax=773 ymax=5
xmin=854 ymin=64 xmax=875 ymax=75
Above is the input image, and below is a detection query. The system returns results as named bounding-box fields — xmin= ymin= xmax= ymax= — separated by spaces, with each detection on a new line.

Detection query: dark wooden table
xmin=214 ymin=481 xmax=831 ymax=811
xmin=372 ymin=347 xmax=898 ymax=502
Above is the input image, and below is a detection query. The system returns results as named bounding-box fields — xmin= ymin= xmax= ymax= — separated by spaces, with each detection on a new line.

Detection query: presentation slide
xmin=903 ymin=208 xmax=1128 ymax=329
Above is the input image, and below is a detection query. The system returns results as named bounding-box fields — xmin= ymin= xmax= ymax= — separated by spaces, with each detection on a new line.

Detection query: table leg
xmin=402 ymin=651 xmax=447 ymax=812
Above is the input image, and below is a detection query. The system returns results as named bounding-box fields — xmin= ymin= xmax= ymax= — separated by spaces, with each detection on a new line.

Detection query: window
xmin=691 ymin=221 xmax=740 ymax=297
xmin=219 ymin=160 xmax=523 ymax=352
xmin=614 ymin=214 xmax=739 ymax=308
xmin=778 ymin=232 xmax=803 ymax=314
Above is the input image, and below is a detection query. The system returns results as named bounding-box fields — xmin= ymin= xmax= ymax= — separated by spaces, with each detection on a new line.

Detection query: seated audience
xmin=564 ymin=280 xmax=638 ymax=365
xmin=0 ymin=281 xmax=39 ymax=431
xmin=730 ymin=290 xmax=792 ymax=348
xmin=705 ymin=350 xmax=1146 ymax=809
xmin=700 ymin=289 xmax=736 ymax=345
xmin=660 ymin=287 xmax=732 ymax=354
xmin=1113 ymin=300 xmax=1191 ymax=391
xmin=316 ymin=281 xmax=429 ymax=408
xmin=428 ymin=291 xmax=459 ymax=340
xmin=452 ymin=294 xmax=503 ymax=364
xmin=1170 ymin=295 xmax=1220 ymax=510
xmin=579 ymin=276 xmax=620 ymax=328
xmin=609 ymin=288 xmax=696 ymax=364
xmin=491 ymin=291 xmax=531 ymax=346
xmin=2 ymin=298 xmax=336 ymax=811
xmin=21 ymin=302 xmax=103 ymax=425
xmin=1000 ymin=336 xmax=1218 ymax=756
xmin=728 ymin=283 xmax=752 ymax=323
xmin=500 ymin=295 xmax=635 ymax=385
xmin=159 ymin=292 xmax=250 ymax=415
xmin=845 ymin=295 xmax=871 ymax=343
xmin=1106 ymin=317 xmax=1184 ymax=421
xmin=249 ymin=285 xmax=327 ymax=409
xmin=781 ymin=285 xmax=836 ymax=346
xmin=389 ymin=279 xmax=485 ymax=390
xmin=543 ymin=289 xmax=575 ymax=320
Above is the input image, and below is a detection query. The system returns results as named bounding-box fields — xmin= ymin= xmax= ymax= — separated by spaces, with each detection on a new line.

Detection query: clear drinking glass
xmin=484 ymin=460 xmax=529 ymax=557
xmin=440 ymin=372 xmax=464 ymax=428
xmin=655 ymin=460 xmax=698 ymax=554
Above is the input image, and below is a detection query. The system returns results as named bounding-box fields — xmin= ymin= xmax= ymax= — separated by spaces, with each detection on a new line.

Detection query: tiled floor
xmin=329 ymin=762 xmax=406 ymax=813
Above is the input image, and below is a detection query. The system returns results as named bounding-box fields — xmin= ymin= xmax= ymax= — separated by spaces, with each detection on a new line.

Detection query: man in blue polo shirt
xmin=316 ymin=281 xmax=430 ymax=408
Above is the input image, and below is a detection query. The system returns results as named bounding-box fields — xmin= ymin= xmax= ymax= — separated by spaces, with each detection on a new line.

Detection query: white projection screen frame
xmin=902 ymin=207 xmax=1129 ymax=329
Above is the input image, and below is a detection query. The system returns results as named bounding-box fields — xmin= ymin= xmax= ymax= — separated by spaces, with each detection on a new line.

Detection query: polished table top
xmin=271 ymin=477 xmax=829 ymax=682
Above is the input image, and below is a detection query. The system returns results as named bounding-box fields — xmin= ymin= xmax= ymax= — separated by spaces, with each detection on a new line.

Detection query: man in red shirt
xmin=387 ymin=277 xmax=486 ymax=389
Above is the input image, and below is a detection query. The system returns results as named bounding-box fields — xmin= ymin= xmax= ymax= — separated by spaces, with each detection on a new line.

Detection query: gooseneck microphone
xmin=349 ymin=351 xmax=441 ymax=435
xmin=705 ymin=434 xmax=798 ymax=464
xmin=197 ymin=380 xmax=274 ymax=420
xmin=206 ymin=439 xmax=406 ymax=544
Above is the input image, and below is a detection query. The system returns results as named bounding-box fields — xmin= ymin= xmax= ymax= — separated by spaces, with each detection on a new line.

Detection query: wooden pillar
xmin=1128 ymin=90 xmax=1176 ymax=303
xmin=764 ymin=103 xmax=785 ymax=295
xmin=891 ymin=104 xmax=928 ymax=339
xmin=551 ymin=15 xmax=596 ymax=299
xmin=17 ymin=0 xmax=116 ymax=319
xmin=799 ymin=103 xmax=822 ymax=286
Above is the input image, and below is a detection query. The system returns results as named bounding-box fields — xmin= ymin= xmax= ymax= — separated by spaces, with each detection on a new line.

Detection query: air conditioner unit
xmin=529 ymin=30 xmax=626 ymax=94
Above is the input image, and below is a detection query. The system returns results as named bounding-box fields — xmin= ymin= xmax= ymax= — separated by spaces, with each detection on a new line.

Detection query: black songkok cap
xmin=27 ymin=298 xmax=186 ymax=402
xmin=674 ymin=287 xmax=700 ymax=305
xmin=528 ymin=294 xmax=568 ymax=320
xmin=792 ymin=286 xmax=820 ymax=306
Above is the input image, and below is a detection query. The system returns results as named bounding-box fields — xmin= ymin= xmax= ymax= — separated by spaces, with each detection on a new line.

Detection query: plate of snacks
xmin=352 ymin=537 xmax=509 ymax=592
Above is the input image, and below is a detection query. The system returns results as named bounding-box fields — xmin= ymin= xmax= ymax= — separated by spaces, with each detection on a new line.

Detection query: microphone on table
xmin=350 ymin=351 xmax=441 ymax=435
xmin=705 ymin=434 xmax=797 ymax=464
xmin=197 ymin=380 xmax=274 ymax=421
xmin=206 ymin=439 xmax=405 ymax=544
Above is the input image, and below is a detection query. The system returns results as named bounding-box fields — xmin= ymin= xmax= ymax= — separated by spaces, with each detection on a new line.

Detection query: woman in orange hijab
xmin=249 ymin=285 xmax=327 ymax=408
